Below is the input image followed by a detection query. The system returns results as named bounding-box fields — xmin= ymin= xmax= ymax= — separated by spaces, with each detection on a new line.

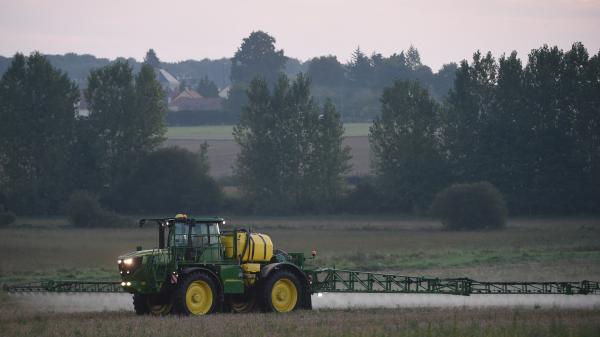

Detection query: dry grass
xmin=0 ymin=306 xmax=599 ymax=337
xmin=165 ymin=136 xmax=372 ymax=177
xmin=1 ymin=215 xmax=599 ymax=336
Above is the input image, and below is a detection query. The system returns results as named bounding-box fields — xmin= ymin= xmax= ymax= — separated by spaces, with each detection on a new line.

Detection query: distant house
xmin=218 ymin=85 xmax=231 ymax=99
xmin=76 ymin=90 xmax=89 ymax=116
xmin=168 ymin=88 xmax=223 ymax=112
xmin=155 ymin=68 xmax=180 ymax=94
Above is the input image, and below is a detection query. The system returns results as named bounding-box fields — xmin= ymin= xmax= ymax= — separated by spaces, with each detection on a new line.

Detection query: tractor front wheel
xmin=174 ymin=272 xmax=217 ymax=315
xmin=262 ymin=270 xmax=300 ymax=313
xmin=133 ymin=293 xmax=173 ymax=316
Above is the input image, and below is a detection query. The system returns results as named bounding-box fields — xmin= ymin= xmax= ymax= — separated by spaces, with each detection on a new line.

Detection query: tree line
xmin=1 ymin=38 xmax=598 ymax=218
xmin=0 ymin=53 xmax=220 ymax=216
xmin=0 ymin=31 xmax=455 ymax=122
xmin=225 ymin=32 xmax=455 ymax=122
xmin=369 ymin=42 xmax=600 ymax=215
xmin=233 ymin=41 xmax=599 ymax=215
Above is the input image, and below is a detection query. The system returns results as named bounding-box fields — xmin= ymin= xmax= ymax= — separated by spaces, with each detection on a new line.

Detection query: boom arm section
xmin=310 ymin=269 xmax=600 ymax=296
xmin=3 ymin=280 xmax=124 ymax=293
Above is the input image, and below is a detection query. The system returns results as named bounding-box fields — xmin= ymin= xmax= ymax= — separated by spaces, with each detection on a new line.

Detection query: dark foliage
xmin=0 ymin=52 xmax=79 ymax=214
xmin=370 ymin=80 xmax=449 ymax=213
xmin=444 ymin=43 xmax=600 ymax=214
xmin=431 ymin=182 xmax=508 ymax=230
xmin=111 ymin=146 xmax=222 ymax=214
xmin=66 ymin=191 xmax=129 ymax=227
xmin=234 ymin=74 xmax=350 ymax=213
xmin=0 ymin=211 xmax=16 ymax=226
xmin=196 ymin=76 xmax=219 ymax=97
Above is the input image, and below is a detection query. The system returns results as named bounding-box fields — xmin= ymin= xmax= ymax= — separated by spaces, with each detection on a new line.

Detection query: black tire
xmin=173 ymin=272 xmax=218 ymax=316
xmin=133 ymin=292 xmax=173 ymax=316
xmin=133 ymin=293 xmax=149 ymax=315
xmin=227 ymin=291 xmax=257 ymax=313
xmin=262 ymin=270 xmax=301 ymax=313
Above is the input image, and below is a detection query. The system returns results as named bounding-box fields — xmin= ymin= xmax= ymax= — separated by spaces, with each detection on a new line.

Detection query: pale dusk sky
xmin=1 ymin=0 xmax=599 ymax=70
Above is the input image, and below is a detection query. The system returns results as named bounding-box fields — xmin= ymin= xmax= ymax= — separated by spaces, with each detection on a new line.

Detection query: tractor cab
xmin=167 ymin=215 xmax=223 ymax=262
xmin=168 ymin=217 xmax=221 ymax=247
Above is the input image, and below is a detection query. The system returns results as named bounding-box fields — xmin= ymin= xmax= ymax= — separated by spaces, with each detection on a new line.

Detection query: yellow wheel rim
xmin=271 ymin=278 xmax=297 ymax=312
xmin=185 ymin=280 xmax=213 ymax=315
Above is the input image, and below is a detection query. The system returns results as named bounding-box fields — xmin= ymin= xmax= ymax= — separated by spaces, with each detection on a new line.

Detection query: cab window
xmin=169 ymin=222 xmax=188 ymax=247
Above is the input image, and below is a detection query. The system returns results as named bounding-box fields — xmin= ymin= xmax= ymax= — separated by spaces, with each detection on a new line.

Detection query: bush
xmin=66 ymin=191 xmax=129 ymax=227
xmin=431 ymin=181 xmax=507 ymax=230
xmin=110 ymin=146 xmax=222 ymax=214
xmin=0 ymin=211 xmax=16 ymax=226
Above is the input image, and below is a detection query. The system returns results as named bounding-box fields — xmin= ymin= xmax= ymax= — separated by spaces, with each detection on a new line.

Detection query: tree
xmin=430 ymin=62 xmax=457 ymax=99
xmin=144 ymin=49 xmax=160 ymax=68
xmin=307 ymin=55 xmax=346 ymax=86
xmin=233 ymin=74 xmax=350 ymax=213
xmin=310 ymin=100 xmax=352 ymax=211
xmin=0 ymin=52 xmax=79 ymax=214
xmin=84 ymin=62 xmax=166 ymax=196
xmin=405 ymin=45 xmax=422 ymax=70
xmin=196 ymin=76 xmax=219 ymax=97
xmin=442 ymin=42 xmax=600 ymax=214
xmin=228 ymin=31 xmax=287 ymax=114
xmin=370 ymin=80 xmax=448 ymax=212
xmin=372 ymin=52 xmax=410 ymax=89
xmin=113 ymin=146 xmax=222 ymax=213
xmin=445 ymin=51 xmax=497 ymax=182
xmin=230 ymin=31 xmax=286 ymax=85
xmin=347 ymin=47 xmax=372 ymax=85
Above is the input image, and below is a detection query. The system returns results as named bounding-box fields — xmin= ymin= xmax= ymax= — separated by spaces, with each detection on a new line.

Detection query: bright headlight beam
xmin=123 ymin=258 xmax=133 ymax=265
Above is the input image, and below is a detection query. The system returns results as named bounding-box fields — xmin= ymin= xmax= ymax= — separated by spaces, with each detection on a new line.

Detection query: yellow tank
xmin=222 ymin=232 xmax=273 ymax=262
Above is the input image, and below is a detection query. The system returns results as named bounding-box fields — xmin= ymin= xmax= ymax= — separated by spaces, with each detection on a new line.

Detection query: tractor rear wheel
xmin=174 ymin=272 xmax=217 ymax=315
xmin=262 ymin=270 xmax=300 ymax=313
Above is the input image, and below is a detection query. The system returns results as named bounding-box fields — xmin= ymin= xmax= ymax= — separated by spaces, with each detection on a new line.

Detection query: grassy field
xmin=1 ymin=306 xmax=599 ymax=337
xmin=165 ymin=124 xmax=373 ymax=177
xmin=2 ymin=216 xmax=599 ymax=283
xmin=165 ymin=136 xmax=371 ymax=177
xmin=166 ymin=123 xmax=372 ymax=140
xmin=1 ymin=215 xmax=599 ymax=336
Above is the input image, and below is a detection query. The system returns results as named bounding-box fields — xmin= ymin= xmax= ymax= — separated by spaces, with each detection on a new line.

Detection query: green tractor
xmin=118 ymin=215 xmax=313 ymax=315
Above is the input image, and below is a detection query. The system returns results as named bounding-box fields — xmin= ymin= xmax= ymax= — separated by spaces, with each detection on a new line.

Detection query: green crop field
xmin=166 ymin=123 xmax=372 ymax=140
xmin=1 ymin=215 xmax=599 ymax=337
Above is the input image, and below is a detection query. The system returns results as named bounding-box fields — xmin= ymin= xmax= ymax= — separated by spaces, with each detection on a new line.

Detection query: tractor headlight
xmin=118 ymin=257 xmax=142 ymax=275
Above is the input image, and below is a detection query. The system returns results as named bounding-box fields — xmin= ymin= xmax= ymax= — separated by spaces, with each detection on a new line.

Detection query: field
xmin=166 ymin=123 xmax=373 ymax=140
xmin=165 ymin=124 xmax=372 ymax=177
xmin=1 ymin=216 xmax=600 ymax=336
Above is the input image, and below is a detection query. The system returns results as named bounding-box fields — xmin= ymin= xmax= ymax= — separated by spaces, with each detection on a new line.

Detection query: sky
xmin=1 ymin=0 xmax=599 ymax=71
